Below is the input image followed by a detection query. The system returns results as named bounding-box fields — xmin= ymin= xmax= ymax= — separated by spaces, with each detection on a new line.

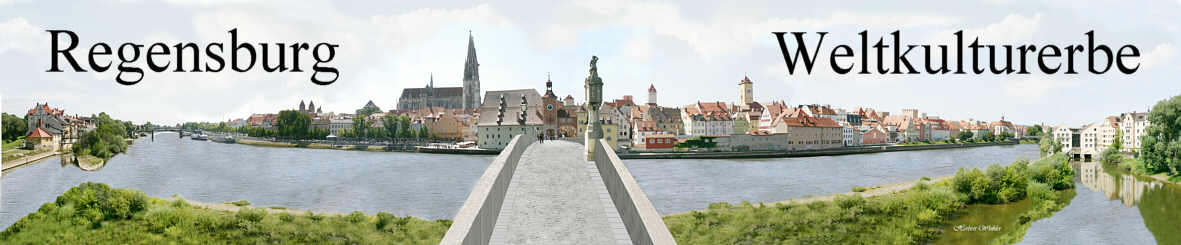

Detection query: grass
xmin=663 ymin=156 xmax=1076 ymax=245
xmin=1 ymin=182 xmax=451 ymax=244
xmin=2 ymin=138 xmax=24 ymax=151
xmin=2 ymin=148 xmax=50 ymax=162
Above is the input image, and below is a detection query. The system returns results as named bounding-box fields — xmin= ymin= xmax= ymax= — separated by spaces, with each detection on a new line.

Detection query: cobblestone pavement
xmin=489 ymin=141 xmax=629 ymax=245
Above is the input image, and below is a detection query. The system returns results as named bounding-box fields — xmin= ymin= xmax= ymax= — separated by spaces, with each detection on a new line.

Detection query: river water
xmin=1018 ymin=161 xmax=1181 ymax=245
xmin=1 ymin=133 xmax=493 ymax=228
xmin=2 ymin=135 xmax=1176 ymax=244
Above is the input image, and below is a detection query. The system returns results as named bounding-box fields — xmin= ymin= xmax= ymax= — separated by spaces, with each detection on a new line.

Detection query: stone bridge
xmin=441 ymin=135 xmax=675 ymax=245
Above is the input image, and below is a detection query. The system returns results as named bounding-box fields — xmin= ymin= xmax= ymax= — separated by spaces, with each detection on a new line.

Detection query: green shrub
xmin=2 ymin=182 xmax=451 ymax=244
xmin=227 ymin=200 xmax=251 ymax=207
xmin=1032 ymin=156 xmax=1075 ymax=190
xmin=278 ymin=213 xmax=295 ymax=223
xmin=851 ymin=186 xmax=868 ymax=192
xmin=346 ymin=211 xmax=369 ymax=224
xmin=51 ymin=182 xmax=147 ymax=225
xmin=307 ymin=211 xmax=324 ymax=222
xmin=235 ymin=208 xmax=266 ymax=223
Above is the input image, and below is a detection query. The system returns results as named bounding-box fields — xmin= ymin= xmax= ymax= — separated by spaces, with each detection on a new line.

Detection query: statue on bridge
xmin=584 ymin=56 xmax=604 ymax=161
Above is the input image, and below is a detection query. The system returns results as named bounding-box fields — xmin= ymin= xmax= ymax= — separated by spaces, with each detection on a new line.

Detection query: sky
xmin=0 ymin=0 xmax=1178 ymax=126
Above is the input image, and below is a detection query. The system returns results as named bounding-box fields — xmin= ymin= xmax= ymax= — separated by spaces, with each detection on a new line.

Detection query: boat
xmin=192 ymin=134 xmax=208 ymax=141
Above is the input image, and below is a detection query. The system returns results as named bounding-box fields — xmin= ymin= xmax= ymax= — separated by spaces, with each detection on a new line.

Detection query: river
xmin=1 ymin=133 xmax=493 ymax=228
xmin=2 ymin=136 xmax=1176 ymax=244
xmin=1017 ymin=161 xmax=1181 ymax=244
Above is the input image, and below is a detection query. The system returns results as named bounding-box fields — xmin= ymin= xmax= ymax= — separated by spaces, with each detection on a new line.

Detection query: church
xmin=397 ymin=32 xmax=482 ymax=111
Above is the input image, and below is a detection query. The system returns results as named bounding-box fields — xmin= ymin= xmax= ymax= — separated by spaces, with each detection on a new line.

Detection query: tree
xmin=351 ymin=116 xmax=369 ymax=139
xmin=957 ymin=131 xmax=974 ymax=142
xmin=2 ymin=113 xmax=27 ymax=142
xmin=997 ymin=131 xmax=1014 ymax=141
xmin=276 ymin=110 xmax=311 ymax=139
xmin=418 ymin=126 xmax=430 ymax=139
xmin=980 ymin=131 xmax=996 ymax=142
xmin=397 ymin=115 xmax=412 ymax=139
xmin=381 ymin=114 xmax=399 ymax=139
xmin=1026 ymin=125 xmax=1044 ymax=136
xmin=356 ymin=106 xmax=381 ymax=117
xmin=1141 ymin=94 xmax=1181 ymax=175
xmin=1039 ymin=134 xmax=1062 ymax=156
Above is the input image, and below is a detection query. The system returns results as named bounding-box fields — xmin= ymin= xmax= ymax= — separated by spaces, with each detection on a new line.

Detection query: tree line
xmin=189 ymin=110 xmax=438 ymax=140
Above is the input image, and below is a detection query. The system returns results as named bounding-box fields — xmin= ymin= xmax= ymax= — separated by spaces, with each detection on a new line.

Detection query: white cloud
xmin=1141 ymin=43 xmax=1175 ymax=69
xmin=963 ymin=13 xmax=1042 ymax=43
xmin=541 ymin=1 xmax=959 ymax=61
xmin=0 ymin=17 xmax=41 ymax=55
xmin=622 ymin=35 xmax=651 ymax=61
xmin=1004 ymin=76 xmax=1077 ymax=101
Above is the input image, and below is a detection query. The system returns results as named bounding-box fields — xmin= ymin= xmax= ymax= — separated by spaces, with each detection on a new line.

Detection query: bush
xmin=278 ymin=213 xmax=295 ymax=223
xmin=1032 ymin=156 xmax=1075 ymax=190
xmin=346 ymin=211 xmax=369 ymax=224
xmin=235 ymin=208 xmax=266 ymax=223
xmin=851 ymin=186 xmax=868 ymax=192
xmin=52 ymin=182 xmax=147 ymax=224
xmin=2 ymin=182 xmax=452 ymax=244
xmin=951 ymin=160 xmax=1035 ymax=204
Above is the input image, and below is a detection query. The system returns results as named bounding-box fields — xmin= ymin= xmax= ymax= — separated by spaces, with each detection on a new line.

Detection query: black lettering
xmin=773 ymin=32 xmax=825 ymax=75
xmin=46 ymin=30 xmax=84 ymax=72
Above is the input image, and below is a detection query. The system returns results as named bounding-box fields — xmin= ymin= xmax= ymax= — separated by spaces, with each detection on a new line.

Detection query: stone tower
xmin=584 ymin=56 xmax=604 ymax=161
xmin=462 ymin=32 xmax=482 ymax=110
xmin=738 ymin=76 xmax=753 ymax=105
xmin=542 ymin=74 xmax=560 ymax=137
xmin=647 ymin=84 xmax=657 ymax=106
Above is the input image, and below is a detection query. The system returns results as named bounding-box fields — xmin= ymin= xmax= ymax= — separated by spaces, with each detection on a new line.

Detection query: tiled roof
xmin=778 ymin=111 xmax=841 ymax=128
xmin=26 ymin=127 xmax=53 ymax=138
xmin=477 ymin=89 xmax=544 ymax=126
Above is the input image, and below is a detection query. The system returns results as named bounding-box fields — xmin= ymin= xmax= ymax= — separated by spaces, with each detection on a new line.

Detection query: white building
xmin=329 ymin=118 xmax=352 ymax=136
xmin=729 ymin=131 xmax=791 ymax=151
xmin=1120 ymin=112 xmax=1149 ymax=152
xmin=841 ymin=123 xmax=860 ymax=147
xmin=681 ymin=102 xmax=734 ymax=136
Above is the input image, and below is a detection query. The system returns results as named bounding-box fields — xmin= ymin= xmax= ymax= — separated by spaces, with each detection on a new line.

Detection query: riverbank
xmin=235 ymin=138 xmax=421 ymax=152
xmin=621 ymin=141 xmax=1017 ymax=159
xmin=0 ymin=182 xmax=451 ymax=244
xmin=661 ymin=154 xmax=1075 ymax=244
xmin=1 ymin=150 xmax=60 ymax=173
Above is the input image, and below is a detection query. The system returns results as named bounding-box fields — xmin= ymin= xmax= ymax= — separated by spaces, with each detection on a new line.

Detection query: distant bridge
xmin=441 ymin=136 xmax=675 ymax=245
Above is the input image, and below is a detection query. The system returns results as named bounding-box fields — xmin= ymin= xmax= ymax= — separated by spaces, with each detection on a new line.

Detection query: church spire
xmin=462 ymin=31 xmax=482 ymax=110
xmin=463 ymin=32 xmax=479 ymax=82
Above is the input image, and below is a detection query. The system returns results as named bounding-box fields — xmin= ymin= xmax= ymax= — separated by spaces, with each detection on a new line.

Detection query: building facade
xmin=476 ymin=89 xmax=543 ymax=149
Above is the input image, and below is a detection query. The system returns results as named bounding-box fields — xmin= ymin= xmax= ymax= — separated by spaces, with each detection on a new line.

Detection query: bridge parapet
xmin=593 ymin=138 xmax=677 ymax=245
xmin=441 ymin=135 xmax=535 ymax=245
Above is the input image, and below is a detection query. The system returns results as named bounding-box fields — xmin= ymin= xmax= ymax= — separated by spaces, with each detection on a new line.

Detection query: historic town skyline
xmin=2 ymin=0 xmax=1179 ymax=126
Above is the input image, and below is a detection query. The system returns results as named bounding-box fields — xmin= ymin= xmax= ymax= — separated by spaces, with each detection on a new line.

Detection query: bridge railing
xmin=593 ymin=138 xmax=677 ymax=245
xmin=441 ymin=134 xmax=535 ymax=245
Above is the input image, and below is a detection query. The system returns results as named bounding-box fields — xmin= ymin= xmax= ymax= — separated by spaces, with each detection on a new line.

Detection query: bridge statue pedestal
xmin=583 ymin=56 xmax=603 ymax=161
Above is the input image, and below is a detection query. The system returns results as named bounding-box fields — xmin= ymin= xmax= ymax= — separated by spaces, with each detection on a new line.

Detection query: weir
xmin=441 ymin=135 xmax=675 ymax=245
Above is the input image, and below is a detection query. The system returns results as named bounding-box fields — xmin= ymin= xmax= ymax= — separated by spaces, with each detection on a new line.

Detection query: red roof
xmin=778 ymin=112 xmax=841 ymax=128
xmin=27 ymin=104 xmax=64 ymax=116
xmin=26 ymin=127 xmax=53 ymax=138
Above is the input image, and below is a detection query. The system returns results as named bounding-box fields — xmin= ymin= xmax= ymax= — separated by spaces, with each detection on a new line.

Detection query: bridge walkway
xmin=488 ymin=140 xmax=630 ymax=245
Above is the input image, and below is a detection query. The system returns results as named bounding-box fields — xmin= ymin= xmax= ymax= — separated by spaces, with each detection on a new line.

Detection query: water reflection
xmin=1078 ymin=161 xmax=1161 ymax=207
xmin=1020 ymin=161 xmax=1181 ymax=245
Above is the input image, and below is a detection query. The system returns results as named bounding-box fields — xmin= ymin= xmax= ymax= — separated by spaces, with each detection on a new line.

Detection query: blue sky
xmin=1 ymin=0 xmax=1178 ymax=126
